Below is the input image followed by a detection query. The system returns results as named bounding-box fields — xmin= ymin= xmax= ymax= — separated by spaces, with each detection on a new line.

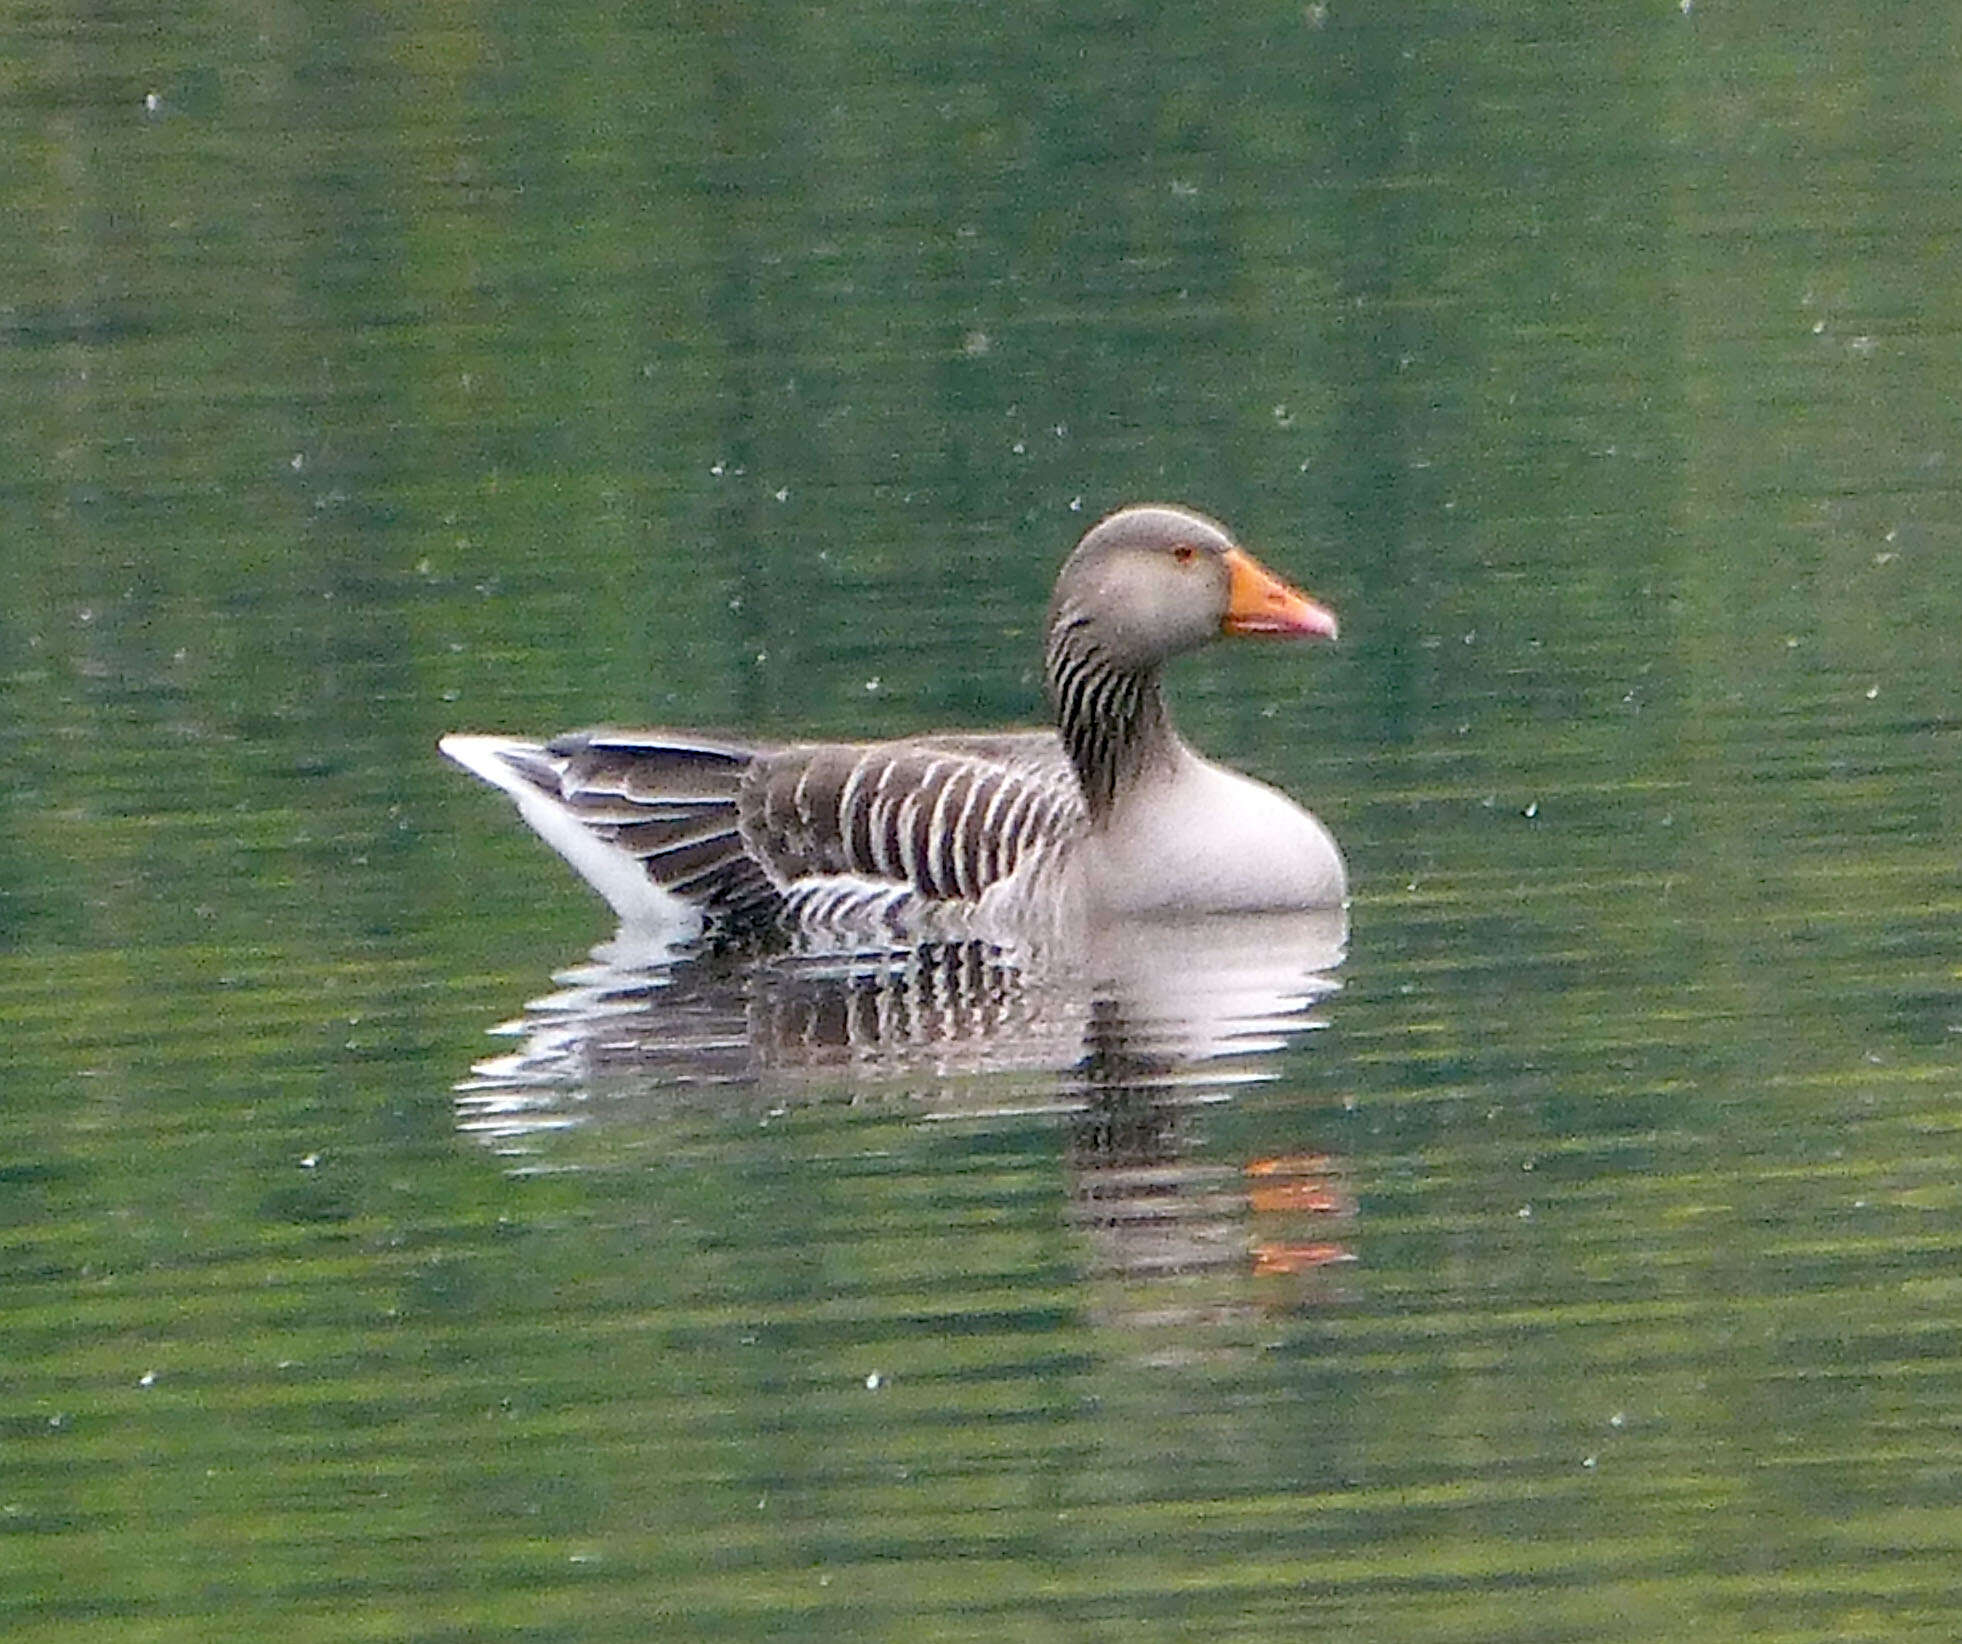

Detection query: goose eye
xmin=1172 ymin=544 xmax=1198 ymax=566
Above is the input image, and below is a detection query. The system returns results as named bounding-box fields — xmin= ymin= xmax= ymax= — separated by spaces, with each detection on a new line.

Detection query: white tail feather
xmin=438 ymin=735 xmax=703 ymax=937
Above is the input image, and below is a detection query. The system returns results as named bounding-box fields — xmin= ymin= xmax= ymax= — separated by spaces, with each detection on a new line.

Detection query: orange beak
xmin=1222 ymin=547 xmax=1339 ymax=641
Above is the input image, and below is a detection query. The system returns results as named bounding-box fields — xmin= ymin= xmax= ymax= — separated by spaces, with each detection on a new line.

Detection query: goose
xmin=440 ymin=504 xmax=1346 ymax=944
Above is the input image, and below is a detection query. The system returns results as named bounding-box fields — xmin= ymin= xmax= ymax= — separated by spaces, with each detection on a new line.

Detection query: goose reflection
xmin=454 ymin=909 xmax=1354 ymax=1287
xmin=1065 ymin=993 xmax=1355 ymax=1291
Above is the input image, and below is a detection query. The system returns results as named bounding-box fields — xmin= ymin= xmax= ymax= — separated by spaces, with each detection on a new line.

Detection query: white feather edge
xmin=438 ymin=734 xmax=705 ymax=939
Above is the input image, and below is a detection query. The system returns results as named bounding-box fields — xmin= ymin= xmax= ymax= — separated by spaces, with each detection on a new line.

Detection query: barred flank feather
xmin=448 ymin=724 xmax=1094 ymax=941
xmin=744 ymin=735 xmax=1083 ymax=915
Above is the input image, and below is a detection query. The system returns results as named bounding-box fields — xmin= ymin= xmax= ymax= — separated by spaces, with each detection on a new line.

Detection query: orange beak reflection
xmin=1222 ymin=547 xmax=1339 ymax=641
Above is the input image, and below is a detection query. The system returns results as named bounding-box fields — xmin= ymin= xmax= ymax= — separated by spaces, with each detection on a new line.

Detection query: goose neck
xmin=1044 ymin=619 xmax=1176 ymax=821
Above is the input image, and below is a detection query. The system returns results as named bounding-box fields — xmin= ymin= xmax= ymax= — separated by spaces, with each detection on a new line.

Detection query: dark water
xmin=6 ymin=3 xmax=1962 ymax=1640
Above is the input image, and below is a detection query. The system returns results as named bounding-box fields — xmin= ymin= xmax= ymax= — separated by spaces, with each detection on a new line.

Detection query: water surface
xmin=5 ymin=3 xmax=1961 ymax=1640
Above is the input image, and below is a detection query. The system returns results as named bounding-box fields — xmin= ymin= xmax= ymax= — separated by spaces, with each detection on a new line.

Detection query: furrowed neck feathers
xmin=1044 ymin=605 xmax=1176 ymax=823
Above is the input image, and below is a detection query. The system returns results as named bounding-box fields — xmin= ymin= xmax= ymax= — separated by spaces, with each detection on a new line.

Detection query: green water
xmin=5 ymin=3 xmax=1961 ymax=1639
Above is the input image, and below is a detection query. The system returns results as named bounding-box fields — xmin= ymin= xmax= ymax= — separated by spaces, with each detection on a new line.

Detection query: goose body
xmin=442 ymin=505 xmax=1347 ymax=943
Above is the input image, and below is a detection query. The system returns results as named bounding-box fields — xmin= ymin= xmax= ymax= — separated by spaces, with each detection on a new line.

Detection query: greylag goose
xmin=441 ymin=504 xmax=1346 ymax=943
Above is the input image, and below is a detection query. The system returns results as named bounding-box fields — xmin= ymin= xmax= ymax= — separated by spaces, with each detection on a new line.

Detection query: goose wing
xmin=446 ymin=727 xmax=1085 ymax=937
xmin=742 ymin=733 xmax=1084 ymax=906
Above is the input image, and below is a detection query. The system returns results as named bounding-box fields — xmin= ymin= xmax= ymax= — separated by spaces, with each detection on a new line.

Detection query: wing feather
xmin=449 ymin=726 xmax=1085 ymax=937
xmin=743 ymin=738 xmax=1081 ymax=906
xmin=527 ymin=729 xmax=787 ymax=932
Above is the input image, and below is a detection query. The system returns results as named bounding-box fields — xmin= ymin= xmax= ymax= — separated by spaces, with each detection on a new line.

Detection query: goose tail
xmin=438 ymin=731 xmax=785 ymax=937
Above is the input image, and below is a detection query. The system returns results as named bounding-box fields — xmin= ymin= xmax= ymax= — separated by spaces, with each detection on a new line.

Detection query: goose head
xmin=1047 ymin=504 xmax=1337 ymax=672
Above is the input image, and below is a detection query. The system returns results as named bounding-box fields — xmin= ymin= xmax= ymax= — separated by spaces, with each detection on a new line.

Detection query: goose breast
xmin=1074 ymin=747 xmax=1347 ymax=918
